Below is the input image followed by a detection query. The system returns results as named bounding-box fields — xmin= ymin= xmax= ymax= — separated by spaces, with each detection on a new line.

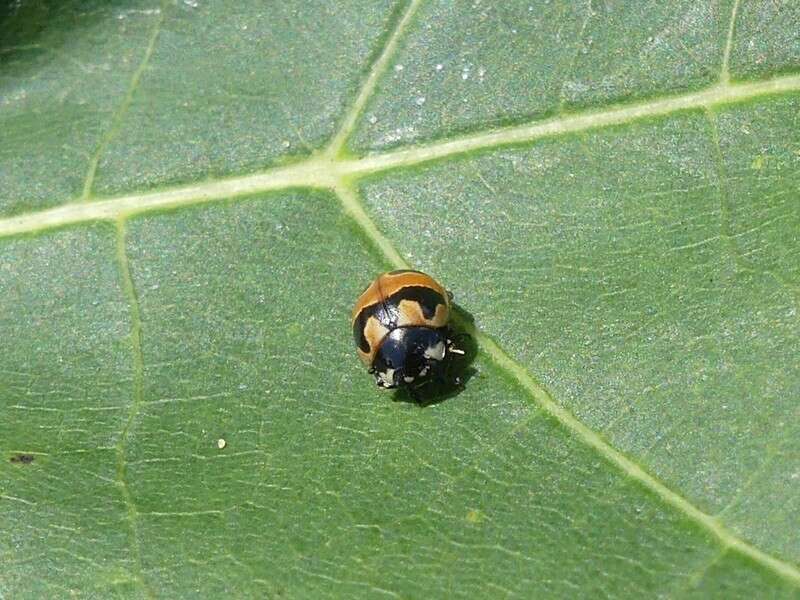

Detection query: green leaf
xmin=1 ymin=1 xmax=799 ymax=597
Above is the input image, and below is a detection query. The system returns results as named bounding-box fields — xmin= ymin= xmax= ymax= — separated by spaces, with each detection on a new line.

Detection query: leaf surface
xmin=1 ymin=1 xmax=799 ymax=597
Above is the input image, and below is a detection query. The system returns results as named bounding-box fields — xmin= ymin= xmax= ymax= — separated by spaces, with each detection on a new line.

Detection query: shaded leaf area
xmin=0 ymin=191 xmax=786 ymax=598
xmin=91 ymin=0 xmax=401 ymax=198
xmin=359 ymin=96 xmax=800 ymax=564
xmin=0 ymin=0 xmax=401 ymax=213
xmin=0 ymin=0 xmax=159 ymax=214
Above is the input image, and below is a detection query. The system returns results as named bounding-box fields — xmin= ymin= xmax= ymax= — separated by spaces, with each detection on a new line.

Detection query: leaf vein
xmin=325 ymin=0 xmax=424 ymax=158
xmin=0 ymin=73 xmax=798 ymax=239
xmin=80 ymin=5 xmax=166 ymax=201
xmin=721 ymin=0 xmax=742 ymax=84
xmin=113 ymin=221 xmax=153 ymax=599
xmin=331 ymin=184 xmax=800 ymax=587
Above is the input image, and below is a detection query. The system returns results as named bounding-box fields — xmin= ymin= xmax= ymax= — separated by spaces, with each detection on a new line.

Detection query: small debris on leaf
xmin=10 ymin=454 xmax=35 ymax=464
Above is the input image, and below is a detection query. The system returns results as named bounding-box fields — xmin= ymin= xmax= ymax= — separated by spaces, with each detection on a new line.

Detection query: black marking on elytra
xmin=353 ymin=285 xmax=447 ymax=355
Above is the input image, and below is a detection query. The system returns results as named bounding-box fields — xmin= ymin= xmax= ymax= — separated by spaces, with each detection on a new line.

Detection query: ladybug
xmin=352 ymin=269 xmax=465 ymax=390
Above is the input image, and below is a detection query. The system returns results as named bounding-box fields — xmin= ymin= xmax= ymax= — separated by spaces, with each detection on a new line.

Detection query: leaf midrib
xmin=8 ymin=1 xmax=800 ymax=591
xmin=1 ymin=72 xmax=799 ymax=240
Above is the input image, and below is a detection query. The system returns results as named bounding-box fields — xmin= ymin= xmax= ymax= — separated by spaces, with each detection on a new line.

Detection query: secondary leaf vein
xmin=80 ymin=6 xmax=166 ymax=201
xmin=332 ymin=184 xmax=800 ymax=587
xmin=325 ymin=0 xmax=424 ymax=158
xmin=114 ymin=221 xmax=153 ymax=599
xmin=720 ymin=0 xmax=742 ymax=84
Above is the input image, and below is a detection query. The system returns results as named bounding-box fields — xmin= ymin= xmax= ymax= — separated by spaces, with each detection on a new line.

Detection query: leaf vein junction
xmin=325 ymin=0 xmax=424 ymax=158
xmin=5 ymin=5 xmax=798 ymax=590
xmin=80 ymin=5 xmax=167 ymax=202
xmin=332 ymin=183 xmax=800 ymax=587
xmin=0 ymin=73 xmax=798 ymax=239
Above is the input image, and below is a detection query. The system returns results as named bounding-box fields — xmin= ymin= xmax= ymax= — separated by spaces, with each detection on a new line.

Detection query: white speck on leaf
xmin=380 ymin=125 xmax=417 ymax=145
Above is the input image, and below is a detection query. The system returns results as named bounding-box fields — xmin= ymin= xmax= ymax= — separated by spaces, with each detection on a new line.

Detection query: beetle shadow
xmin=392 ymin=303 xmax=479 ymax=408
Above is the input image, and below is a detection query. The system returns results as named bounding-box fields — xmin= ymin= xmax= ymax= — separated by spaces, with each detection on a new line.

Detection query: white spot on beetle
xmin=377 ymin=368 xmax=396 ymax=387
xmin=424 ymin=342 xmax=446 ymax=361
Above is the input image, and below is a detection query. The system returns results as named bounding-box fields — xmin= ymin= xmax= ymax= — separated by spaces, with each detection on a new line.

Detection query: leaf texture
xmin=1 ymin=1 xmax=799 ymax=597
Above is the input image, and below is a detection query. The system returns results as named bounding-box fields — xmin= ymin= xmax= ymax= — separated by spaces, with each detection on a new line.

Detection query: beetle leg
xmin=447 ymin=338 xmax=466 ymax=355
